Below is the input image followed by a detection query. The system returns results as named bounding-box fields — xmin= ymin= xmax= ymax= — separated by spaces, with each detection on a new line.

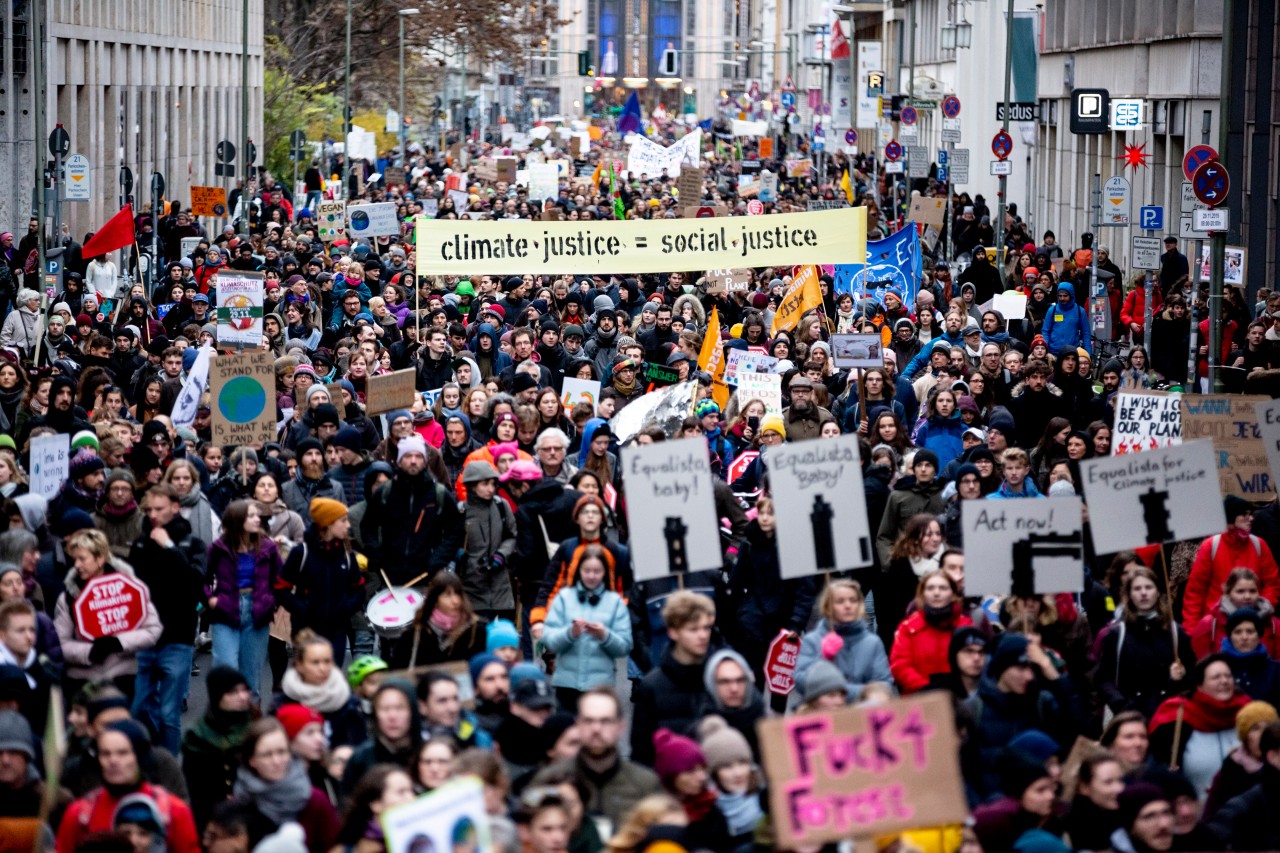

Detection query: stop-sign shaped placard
xmin=747 ymin=199 xmax=764 ymax=215
xmin=764 ymin=628 xmax=801 ymax=696
xmin=74 ymin=573 xmax=149 ymax=640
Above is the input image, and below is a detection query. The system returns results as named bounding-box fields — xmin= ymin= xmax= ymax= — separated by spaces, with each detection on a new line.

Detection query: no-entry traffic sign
xmin=1183 ymin=145 xmax=1218 ymax=182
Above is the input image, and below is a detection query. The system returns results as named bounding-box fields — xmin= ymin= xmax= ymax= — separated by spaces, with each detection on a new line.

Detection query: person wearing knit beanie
xmin=697 ymin=716 xmax=752 ymax=774
xmin=486 ymin=619 xmax=521 ymax=660
xmin=759 ymin=413 xmax=786 ymax=439
xmin=652 ymin=728 xmax=706 ymax=783
xmin=309 ymin=497 xmax=348 ymax=529
xmin=71 ymin=429 xmax=100 ymax=453
xmin=798 ymin=659 xmax=849 ymax=709
xmin=572 ymin=493 xmax=607 ymax=521
xmin=396 ymin=433 xmax=427 ymax=466
xmin=1235 ymin=699 xmax=1279 ymax=742
xmin=205 ymin=665 xmax=250 ymax=711
xmin=69 ymin=448 xmax=106 ymax=483
xmin=275 ymin=702 xmax=325 ymax=741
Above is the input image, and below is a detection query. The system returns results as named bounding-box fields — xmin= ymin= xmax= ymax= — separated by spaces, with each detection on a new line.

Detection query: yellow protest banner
xmin=415 ymin=207 xmax=867 ymax=277
xmin=771 ymin=264 xmax=825 ymax=335
xmin=191 ymin=186 xmax=228 ymax=217
xmin=698 ymin=308 xmax=730 ymax=410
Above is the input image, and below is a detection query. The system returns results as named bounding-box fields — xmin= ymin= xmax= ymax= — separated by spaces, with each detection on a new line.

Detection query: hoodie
xmin=469 ymin=322 xmax=513 ymax=380
xmin=1041 ymin=283 xmax=1091 ymax=355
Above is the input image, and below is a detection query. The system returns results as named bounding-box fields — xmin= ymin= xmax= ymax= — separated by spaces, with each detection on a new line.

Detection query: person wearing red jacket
xmin=1183 ymin=496 xmax=1280 ymax=628
xmin=1190 ymin=567 xmax=1280 ymax=659
xmin=1120 ymin=275 xmax=1163 ymax=343
xmin=890 ymin=570 xmax=974 ymax=693
xmin=57 ymin=720 xmax=200 ymax=853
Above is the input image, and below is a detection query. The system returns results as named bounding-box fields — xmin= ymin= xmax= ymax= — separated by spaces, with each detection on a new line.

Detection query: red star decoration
xmin=1120 ymin=142 xmax=1151 ymax=170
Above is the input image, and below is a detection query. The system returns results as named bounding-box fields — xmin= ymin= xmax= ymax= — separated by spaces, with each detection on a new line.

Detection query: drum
xmin=365 ymin=587 xmax=425 ymax=638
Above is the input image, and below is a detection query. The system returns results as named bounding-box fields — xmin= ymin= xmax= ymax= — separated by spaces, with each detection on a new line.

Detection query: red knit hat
xmin=276 ymin=703 xmax=324 ymax=740
xmin=652 ymin=728 xmax=706 ymax=781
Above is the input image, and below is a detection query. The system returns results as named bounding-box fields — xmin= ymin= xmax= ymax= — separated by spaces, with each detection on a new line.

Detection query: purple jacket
xmin=205 ymin=536 xmax=283 ymax=628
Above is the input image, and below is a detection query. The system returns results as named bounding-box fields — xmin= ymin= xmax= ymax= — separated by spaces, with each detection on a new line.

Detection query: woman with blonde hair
xmin=0 ymin=450 xmax=28 ymax=499
xmin=606 ymin=793 xmax=689 ymax=853
xmin=162 ymin=457 xmax=220 ymax=547
xmin=793 ymin=579 xmax=891 ymax=704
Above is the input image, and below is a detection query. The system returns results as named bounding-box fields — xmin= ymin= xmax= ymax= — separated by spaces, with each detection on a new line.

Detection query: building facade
xmin=0 ymin=0 xmax=264 ymax=240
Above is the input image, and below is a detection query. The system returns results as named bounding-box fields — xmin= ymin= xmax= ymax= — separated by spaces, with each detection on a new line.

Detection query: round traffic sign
xmin=49 ymin=126 xmax=71 ymax=157
xmin=942 ymin=95 xmax=962 ymax=118
xmin=884 ymin=140 xmax=903 ymax=161
xmin=216 ymin=139 xmax=237 ymax=163
xmin=119 ymin=166 xmax=134 ymax=196
xmin=1183 ymin=145 xmax=1218 ymax=182
xmin=747 ymin=199 xmax=764 ymax=216
xmin=1192 ymin=160 xmax=1230 ymax=207
xmin=844 ymin=129 xmax=858 ymax=145
xmin=992 ymin=129 xmax=1013 ymax=160
xmin=151 ymin=172 xmax=165 ymax=197
xmin=900 ymin=105 xmax=918 ymax=125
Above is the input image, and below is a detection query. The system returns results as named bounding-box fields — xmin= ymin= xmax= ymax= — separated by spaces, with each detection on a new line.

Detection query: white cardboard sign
xmin=621 ymin=438 xmax=722 ymax=580
xmin=735 ymin=371 xmax=783 ymax=418
xmin=30 ymin=433 xmax=71 ymax=499
xmin=1080 ymin=440 xmax=1225 ymax=553
xmin=1111 ymin=392 xmax=1182 ymax=455
xmin=347 ymin=202 xmax=401 ymax=237
xmin=961 ymin=497 xmax=1085 ymax=595
xmin=768 ymin=435 xmax=873 ymax=578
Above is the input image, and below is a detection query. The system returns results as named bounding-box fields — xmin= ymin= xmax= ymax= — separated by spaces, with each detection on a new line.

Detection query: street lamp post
xmin=343 ymin=0 xmax=352 ymax=200
xmin=399 ymin=9 xmax=420 ymax=169
xmin=994 ymin=0 xmax=1015 ymax=285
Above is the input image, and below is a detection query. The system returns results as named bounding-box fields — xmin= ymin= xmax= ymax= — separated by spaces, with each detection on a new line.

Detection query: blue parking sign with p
xmin=1139 ymin=206 xmax=1164 ymax=230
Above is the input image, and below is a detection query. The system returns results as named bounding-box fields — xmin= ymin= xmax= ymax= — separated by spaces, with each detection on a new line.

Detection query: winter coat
xmin=1096 ymin=615 xmax=1196 ymax=719
xmin=205 ymin=536 xmax=283 ymax=629
xmin=362 ymin=471 xmax=464 ymax=585
xmin=631 ymin=648 xmax=713 ymax=767
xmin=540 ymin=755 xmax=662 ymax=833
xmin=1203 ymin=764 xmax=1280 ymax=851
xmin=128 ymin=514 xmax=207 ymax=647
xmin=1183 ymin=531 xmax=1280 ymax=626
xmin=542 ymin=581 xmax=633 ymax=691
xmin=730 ymin=522 xmax=818 ymax=668
xmin=794 ymin=618 xmax=892 ymax=702
xmin=281 ymin=472 xmax=345 ymax=523
xmin=94 ymin=506 xmax=146 ymax=559
xmin=512 ymin=479 xmax=583 ymax=608
xmin=1041 ymin=284 xmax=1091 ymax=355
xmin=383 ymin=616 xmax=487 ymax=669
xmin=1120 ymin=285 xmax=1163 ymax=334
xmin=1192 ymin=599 xmax=1280 ymax=660
xmin=961 ymin=675 xmax=1077 ymax=802
xmin=781 ymin=403 xmax=837 ymax=442
xmin=0 ymin=305 xmax=40 ymax=355
xmin=890 ymin=606 xmax=974 ymax=694
xmin=459 ymin=493 xmax=518 ymax=612
xmin=56 ymin=782 xmax=200 ymax=853
xmin=875 ymin=477 xmax=946 ymax=567
xmin=530 ymin=536 xmax=632 ymax=626
xmin=915 ymin=411 xmax=966 ymax=465
xmin=54 ymin=560 xmax=164 ymax=682
xmin=274 ymin=530 xmax=365 ymax=636
xmin=1006 ymin=381 xmax=1072 ymax=450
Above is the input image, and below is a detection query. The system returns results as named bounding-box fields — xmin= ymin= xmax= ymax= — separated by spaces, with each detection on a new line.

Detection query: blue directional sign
xmin=1139 ymin=206 xmax=1164 ymax=230
xmin=780 ymin=91 xmax=796 ymax=109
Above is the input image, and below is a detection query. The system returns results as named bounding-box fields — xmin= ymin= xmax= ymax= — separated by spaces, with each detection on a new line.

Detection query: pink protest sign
xmin=757 ymin=691 xmax=966 ymax=847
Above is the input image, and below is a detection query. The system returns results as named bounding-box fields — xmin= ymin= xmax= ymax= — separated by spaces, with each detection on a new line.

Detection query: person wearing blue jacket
xmin=468 ymin=322 xmax=513 ymax=381
xmin=1041 ymin=282 xmax=1091 ymax=356
xmin=914 ymin=388 xmax=967 ymax=466
xmin=541 ymin=543 xmax=633 ymax=709
xmin=791 ymin=579 xmax=892 ymax=707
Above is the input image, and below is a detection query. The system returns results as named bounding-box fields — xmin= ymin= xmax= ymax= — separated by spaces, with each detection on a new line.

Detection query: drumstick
xmin=379 ymin=570 xmax=400 ymax=603
xmin=402 ymin=571 xmax=431 ymax=588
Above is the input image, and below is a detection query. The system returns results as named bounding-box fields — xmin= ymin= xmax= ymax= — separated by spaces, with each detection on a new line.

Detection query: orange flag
xmin=770 ymin=264 xmax=824 ymax=335
xmin=698 ymin=308 xmax=731 ymax=410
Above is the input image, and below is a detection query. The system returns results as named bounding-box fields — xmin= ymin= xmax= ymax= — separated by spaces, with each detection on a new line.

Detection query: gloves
xmin=88 ymin=636 xmax=124 ymax=664
xmin=490 ymin=553 xmax=507 ymax=573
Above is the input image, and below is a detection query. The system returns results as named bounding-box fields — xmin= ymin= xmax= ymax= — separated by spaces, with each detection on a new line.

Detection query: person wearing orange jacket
xmin=1183 ymin=496 xmax=1280 ymax=628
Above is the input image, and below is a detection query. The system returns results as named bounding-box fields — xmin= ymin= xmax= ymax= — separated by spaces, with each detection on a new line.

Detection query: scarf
xmin=682 ymin=787 xmax=720 ymax=824
xmin=909 ymin=553 xmax=940 ymax=579
xmin=612 ymin=374 xmax=637 ymax=395
xmin=429 ymin=608 xmax=459 ymax=632
xmin=1221 ymin=638 xmax=1269 ymax=660
xmin=67 ymin=478 xmax=104 ymax=505
xmin=186 ymin=708 xmax=251 ymax=755
xmin=100 ymin=500 xmax=138 ymax=519
xmin=281 ymin=665 xmax=352 ymax=714
xmin=233 ymin=758 xmax=313 ymax=824
xmin=923 ymin=602 xmax=960 ymax=629
xmin=716 ymin=790 xmax=763 ymax=836
xmin=1149 ymin=688 xmax=1251 ymax=734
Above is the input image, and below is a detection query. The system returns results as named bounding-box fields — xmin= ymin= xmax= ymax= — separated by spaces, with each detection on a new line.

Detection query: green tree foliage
xmin=262 ymin=37 xmax=341 ymax=179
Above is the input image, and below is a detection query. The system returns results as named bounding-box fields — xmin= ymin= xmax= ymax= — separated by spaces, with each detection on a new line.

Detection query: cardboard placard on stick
xmin=677 ymin=167 xmax=703 ymax=203
xmin=1181 ymin=394 xmax=1274 ymax=500
xmin=621 ymin=438 xmax=722 ymax=580
xmin=381 ymin=777 xmax=492 ymax=853
xmin=961 ymin=497 xmax=1085 ymax=596
xmin=190 ymin=185 xmax=228 ymax=217
xmin=768 ymin=434 xmax=873 ymax=578
xmin=908 ymin=195 xmax=946 ymax=227
xmin=757 ymin=692 xmax=967 ymax=848
xmin=1255 ymin=399 xmax=1280 ymax=493
xmin=704 ymin=268 xmax=751 ymax=295
xmin=1079 ymin=440 xmax=1225 ymax=554
xmin=830 ymin=333 xmax=885 ymax=369
xmin=365 ymin=369 xmax=418 ymax=415
xmin=210 ymin=351 xmax=277 ymax=446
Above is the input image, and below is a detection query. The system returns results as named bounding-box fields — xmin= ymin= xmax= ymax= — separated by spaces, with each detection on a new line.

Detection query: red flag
xmin=830 ymin=19 xmax=850 ymax=60
xmin=80 ymin=205 xmax=136 ymax=258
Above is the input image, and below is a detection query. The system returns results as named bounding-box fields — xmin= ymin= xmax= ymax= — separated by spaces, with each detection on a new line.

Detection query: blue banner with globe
xmin=833 ymin=222 xmax=922 ymax=309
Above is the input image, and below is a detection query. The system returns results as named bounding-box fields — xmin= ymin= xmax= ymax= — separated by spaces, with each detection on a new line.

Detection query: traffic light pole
xmin=31 ymin=0 xmax=47 ymax=314
xmin=993 ymin=0 xmax=1014 ymax=286
xmin=240 ymin=0 xmax=250 ymax=237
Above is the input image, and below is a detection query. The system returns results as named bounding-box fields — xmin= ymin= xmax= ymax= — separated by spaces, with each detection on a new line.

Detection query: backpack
xmin=1209 ymin=533 xmax=1263 ymax=561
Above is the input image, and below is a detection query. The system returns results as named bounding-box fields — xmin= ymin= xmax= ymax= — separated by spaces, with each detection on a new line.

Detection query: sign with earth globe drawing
xmin=210 ymin=351 xmax=277 ymax=445
xmin=215 ymin=271 xmax=265 ymax=347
